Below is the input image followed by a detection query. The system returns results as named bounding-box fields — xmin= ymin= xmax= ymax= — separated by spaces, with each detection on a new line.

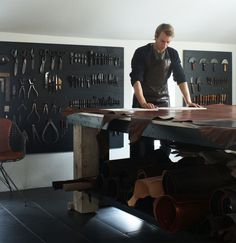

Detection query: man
xmin=129 ymin=23 xmax=199 ymax=158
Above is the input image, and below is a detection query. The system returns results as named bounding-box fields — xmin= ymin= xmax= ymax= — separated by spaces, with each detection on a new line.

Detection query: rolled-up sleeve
xmin=129 ymin=48 xmax=145 ymax=86
xmin=170 ymin=49 xmax=186 ymax=84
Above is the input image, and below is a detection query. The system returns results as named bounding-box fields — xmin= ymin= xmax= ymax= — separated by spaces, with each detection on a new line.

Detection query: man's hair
xmin=155 ymin=23 xmax=175 ymax=39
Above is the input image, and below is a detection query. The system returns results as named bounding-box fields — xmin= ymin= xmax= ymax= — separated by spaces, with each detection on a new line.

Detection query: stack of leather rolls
xmin=128 ymin=157 xmax=236 ymax=234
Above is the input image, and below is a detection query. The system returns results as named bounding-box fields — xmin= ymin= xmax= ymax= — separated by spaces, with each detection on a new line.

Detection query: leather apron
xmin=133 ymin=50 xmax=171 ymax=107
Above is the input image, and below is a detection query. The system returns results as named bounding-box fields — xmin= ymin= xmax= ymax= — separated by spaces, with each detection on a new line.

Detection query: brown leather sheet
xmin=64 ymin=104 xmax=236 ymax=149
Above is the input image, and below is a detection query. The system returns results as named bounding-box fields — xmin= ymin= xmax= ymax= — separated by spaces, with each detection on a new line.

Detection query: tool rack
xmin=183 ymin=50 xmax=232 ymax=105
xmin=0 ymin=41 xmax=124 ymax=153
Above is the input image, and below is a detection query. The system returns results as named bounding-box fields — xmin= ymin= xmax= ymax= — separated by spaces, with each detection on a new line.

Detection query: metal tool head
xmin=188 ymin=57 xmax=196 ymax=63
xmin=0 ymin=55 xmax=10 ymax=65
xmin=199 ymin=58 xmax=208 ymax=64
xmin=210 ymin=58 xmax=218 ymax=64
xmin=196 ymin=77 xmax=202 ymax=83
xmin=221 ymin=59 xmax=229 ymax=64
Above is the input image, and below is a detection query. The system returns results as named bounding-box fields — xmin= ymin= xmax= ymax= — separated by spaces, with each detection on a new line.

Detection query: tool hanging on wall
xmin=21 ymin=50 xmax=27 ymax=75
xmin=42 ymin=119 xmax=60 ymax=144
xmin=196 ymin=77 xmax=202 ymax=92
xmin=11 ymin=49 xmax=18 ymax=76
xmin=32 ymin=124 xmax=41 ymax=143
xmin=199 ymin=58 xmax=208 ymax=71
xmin=0 ymin=55 xmax=10 ymax=65
xmin=188 ymin=57 xmax=197 ymax=70
xmin=39 ymin=49 xmax=48 ymax=73
xmin=27 ymin=102 xmax=40 ymax=123
xmin=30 ymin=48 xmax=35 ymax=70
xmin=221 ymin=59 xmax=229 ymax=72
xmin=18 ymin=79 xmax=26 ymax=99
xmin=210 ymin=58 xmax=218 ymax=72
xmin=27 ymin=78 xmax=39 ymax=99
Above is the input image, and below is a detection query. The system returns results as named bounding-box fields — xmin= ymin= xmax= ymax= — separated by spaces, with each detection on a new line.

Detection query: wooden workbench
xmin=66 ymin=105 xmax=236 ymax=213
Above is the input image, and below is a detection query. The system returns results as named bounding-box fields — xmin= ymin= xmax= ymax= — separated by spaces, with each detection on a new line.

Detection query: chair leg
xmin=0 ymin=163 xmax=27 ymax=205
xmin=0 ymin=166 xmax=14 ymax=191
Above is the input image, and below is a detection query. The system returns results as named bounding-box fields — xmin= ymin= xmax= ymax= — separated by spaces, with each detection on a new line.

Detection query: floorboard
xmin=0 ymin=187 xmax=216 ymax=243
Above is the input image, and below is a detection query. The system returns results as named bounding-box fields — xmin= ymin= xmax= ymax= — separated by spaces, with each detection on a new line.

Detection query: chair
xmin=0 ymin=118 xmax=26 ymax=192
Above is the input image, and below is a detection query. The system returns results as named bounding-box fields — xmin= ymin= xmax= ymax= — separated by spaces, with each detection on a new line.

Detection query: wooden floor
xmin=0 ymin=187 xmax=215 ymax=243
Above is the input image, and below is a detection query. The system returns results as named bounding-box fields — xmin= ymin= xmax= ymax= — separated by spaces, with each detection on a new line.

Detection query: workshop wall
xmin=183 ymin=50 xmax=232 ymax=105
xmin=0 ymin=41 xmax=124 ymax=153
xmin=0 ymin=32 xmax=236 ymax=191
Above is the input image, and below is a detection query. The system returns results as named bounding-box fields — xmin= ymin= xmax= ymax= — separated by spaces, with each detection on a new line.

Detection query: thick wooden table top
xmin=66 ymin=104 xmax=236 ymax=150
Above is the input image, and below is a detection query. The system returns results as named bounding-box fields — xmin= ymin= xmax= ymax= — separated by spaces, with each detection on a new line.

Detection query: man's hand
xmin=141 ymin=102 xmax=157 ymax=109
xmin=186 ymin=102 xmax=202 ymax=108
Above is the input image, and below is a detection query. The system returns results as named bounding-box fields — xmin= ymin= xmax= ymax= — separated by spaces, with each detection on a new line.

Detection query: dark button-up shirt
xmin=130 ymin=43 xmax=186 ymax=86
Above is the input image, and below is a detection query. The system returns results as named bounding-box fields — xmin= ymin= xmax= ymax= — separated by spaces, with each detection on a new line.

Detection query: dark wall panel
xmin=0 ymin=41 xmax=124 ymax=153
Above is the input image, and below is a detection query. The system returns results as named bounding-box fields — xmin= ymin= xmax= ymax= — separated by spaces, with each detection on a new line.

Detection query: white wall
xmin=0 ymin=32 xmax=235 ymax=191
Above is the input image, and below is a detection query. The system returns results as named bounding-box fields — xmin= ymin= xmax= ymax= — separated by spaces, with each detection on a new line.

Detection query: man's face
xmin=155 ymin=32 xmax=172 ymax=53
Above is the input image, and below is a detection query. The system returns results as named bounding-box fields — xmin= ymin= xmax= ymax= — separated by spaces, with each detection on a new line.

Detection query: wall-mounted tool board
xmin=0 ymin=41 xmax=124 ymax=153
xmin=183 ymin=50 xmax=232 ymax=105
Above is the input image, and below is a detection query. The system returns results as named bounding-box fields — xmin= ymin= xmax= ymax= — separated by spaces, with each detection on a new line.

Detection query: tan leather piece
xmin=128 ymin=175 xmax=164 ymax=207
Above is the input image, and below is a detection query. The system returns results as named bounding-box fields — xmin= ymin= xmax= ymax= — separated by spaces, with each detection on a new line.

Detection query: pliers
xmin=28 ymin=78 xmax=39 ymax=99
xmin=18 ymin=79 xmax=26 ymax=99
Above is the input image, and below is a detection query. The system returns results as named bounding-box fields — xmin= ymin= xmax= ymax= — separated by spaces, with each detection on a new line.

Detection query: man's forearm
xmin=178 ymin=82 xmax=192 ymax=105
xmin=133 ymin=81 xmax=147 ymax=106
xmin=133 ymin=81 xmax=156 ymax=108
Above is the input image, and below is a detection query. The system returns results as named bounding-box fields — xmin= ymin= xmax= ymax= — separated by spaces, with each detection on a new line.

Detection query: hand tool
xmin=17 ymin=103 xmax=27 ymax=124
xmin=39 ymin=49 xmax=47 ymax=73
xmin=56 ymin=76 xmax=63 ymax=90
xmin=49 ymin=51 xmax=56 ymax=70
xmin=27 ymin=103 xmax=40 ymax=122
xmin=11 ymin=49 xmax=18 ymax=76
xmin=44 ymin=72 xmax=49 ymax=89
xmin=221 ymin=59 xmax=229 ymax=72
xmin=21 ymin=50 xmax=27 ymax=75
xmin=0 ymin=55 xmax=10 ymax=65
xmin=17 ymin=103 xmax=27 ymax=113
xmin=70 ymin=52 xmax=74 ymax=64
xmin=27 ymin=78 xmax=39 ymax=99
xmin=4 ymin=76 xmax=11 ymax=102
xmin=188 ymin=57 xmax=197 ymax=70
xmin=189 ymin=77 xmax=195 ymax=94
xmin=0 ymin=78 xmax=4 ymax=93
xmin=42 ymin=119 xmax=59 ymax=144
xmin=22 ymin=130 xmax=29 ymax=143
xmin=30 ymin=48 xmax=35 ymax=70
xmin=12 ymin=84 xmax=17 ymax=98
xmin=210 ymin=58 xmax=218 ymax=72
xmin=32 ymin=124 xmax=41 ymax=143
xmin=199 ymin=58 xmax=208 ymax=71
xmin=42 ymin=103 xmax=49 ymax=115
xmin=58 ymin=51 xmax=65 ymax=70
xmin=196 ymin=77 xmax=202 ymax=92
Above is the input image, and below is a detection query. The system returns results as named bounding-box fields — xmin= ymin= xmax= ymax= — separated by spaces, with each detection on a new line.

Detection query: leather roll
xmin=163 ymin=164 xmax=236 ymax=195
xmin=105 ymin=176 xmax=134 ymax=203
xmin=127 ymin=175 xmax=164 ymax=206
xmin=153 ymin=194 xmax=209 ymax=233
xmin=206 ymin=214 xmax=236 ymax=239
xmin=210 ymin=185 xmax=236 ymax=216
